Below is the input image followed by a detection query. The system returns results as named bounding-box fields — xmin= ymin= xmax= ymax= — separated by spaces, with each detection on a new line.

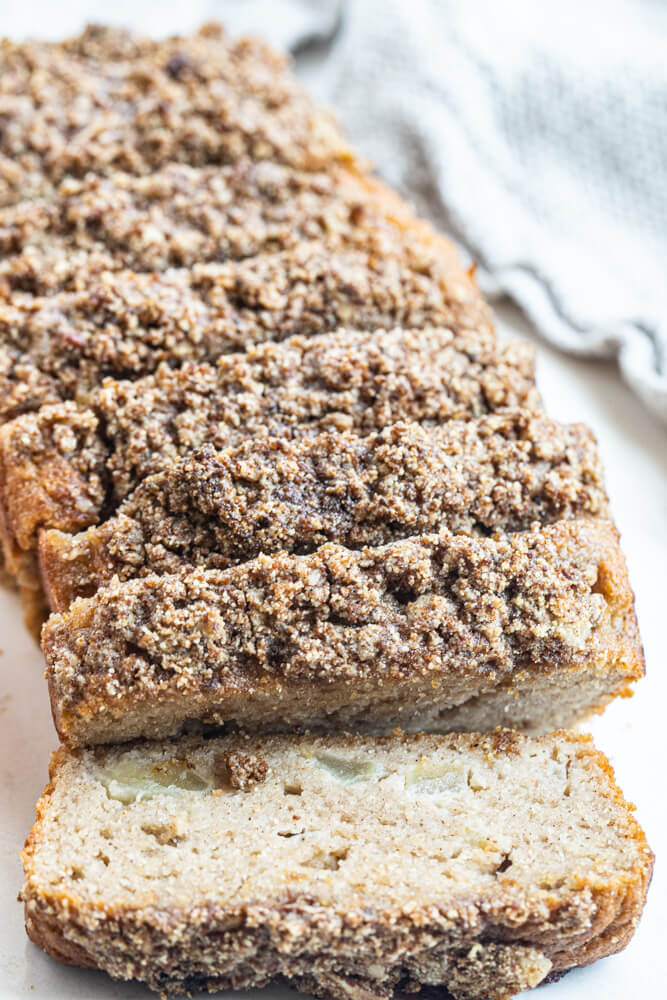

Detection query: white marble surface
xmin=0 ymin=301 xmax=664 ymax=998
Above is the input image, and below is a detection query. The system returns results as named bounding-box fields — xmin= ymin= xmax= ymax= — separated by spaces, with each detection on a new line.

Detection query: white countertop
xmin=0 ymin=301 xmax=664 ymax=999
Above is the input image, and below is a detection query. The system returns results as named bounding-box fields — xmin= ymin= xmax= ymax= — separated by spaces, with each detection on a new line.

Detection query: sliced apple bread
xmin=42 ymin=519 xmax=642 ymax=747
xmin=21 ymin=730 xmax=653 ymax=999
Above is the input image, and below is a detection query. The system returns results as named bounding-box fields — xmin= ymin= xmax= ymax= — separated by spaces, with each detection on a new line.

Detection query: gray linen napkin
xmin=8 ymin=0 xmax=667 ymax=421
xmin=223 ymin=0 xmax=667 ymax=423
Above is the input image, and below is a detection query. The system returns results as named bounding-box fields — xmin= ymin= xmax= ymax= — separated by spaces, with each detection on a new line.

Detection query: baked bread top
xmin=0 ymin=237 xmax=492 ymax=424
xmin=0 ymin=327 xmax=539 ymax=557
xmin=0 ymin=23 xmax=353 ymax=206
xmin=38 ymin=411 xmax=608 ymax=611
xmin=0 ymin=163 xmax=466 ymax=295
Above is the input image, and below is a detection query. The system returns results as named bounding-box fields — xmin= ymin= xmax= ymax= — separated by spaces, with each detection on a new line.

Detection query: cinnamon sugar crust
xmin=0 ymin=162 xmax=462 ymax=295
xmin=38 ymin=412 xmax=608 ymax=611
xmin=0 ymin=327 xmax=539 ymax=562
xmin=0 ymin=237 xmax=492 ymax=424
xmin=42 ymin=519 xmax=643 ymax=747
xmin=0 ymin=23 xmax=353 ymax=207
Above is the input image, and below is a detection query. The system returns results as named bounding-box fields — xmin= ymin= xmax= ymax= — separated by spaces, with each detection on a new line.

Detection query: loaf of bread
xmin=0 ymin=327 xmax=539 ymax=563
xmin=0 ymin=23 xmax=353 ymax=206
xmin=0 ymin=162 xmax=465 ymax=295
xmin=43 ymin=518 xmax=642 ymax=747
xmin=38 ymin=412 xmax=608 ymax=612
xmin=3 ymin=20 xmax=652 ymax=998
xmin=21 ymin=729 xmax=653 ymax=998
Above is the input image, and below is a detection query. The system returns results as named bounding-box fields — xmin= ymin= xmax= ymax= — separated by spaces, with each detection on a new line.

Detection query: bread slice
xmin=0 ymin=23 xmax=353 ymax=207
xmin=21 ymin=729 xmax=653 ymax=999
xmin=0 ymin=327 xmax=538 ymax=564
xmin=0 ymin=237 xmax=492 ymax=424
xmin=0 ymin=161 xmax=464 ymax=296
xmin=43 ymin=518 xmax=642 ymax=747
xmin=38 ymin=412 xmax=608 ymax=612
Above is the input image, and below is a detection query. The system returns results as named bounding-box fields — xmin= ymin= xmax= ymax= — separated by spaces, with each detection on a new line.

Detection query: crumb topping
xmin=0 ymin=24 xmax=352 ymax=207
xmin=44 ymin=519 xmax=625 ymax=715
xmin=0 ymin=162 xmax=452 ymax=295
xmin=0 ymin=241 xmax=491 ymax=422
xmin=1 ymin=328 xmax=539 ymax=547
xmin=39 ymin=412 xmax=607 ymax=608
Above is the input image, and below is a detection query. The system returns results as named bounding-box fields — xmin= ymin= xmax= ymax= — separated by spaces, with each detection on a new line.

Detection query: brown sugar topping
xmin=0 ymin=327 xmax=539 ymax=551
xmin=0 ymin=162 xmax=462 ymax=296
xmin=37 ymin=411 xmax=608 ymax=610
xmin=0 ymin=24 xmax=353 ymax=207
xmin=0 ymin=240 xmax=492 ymax=423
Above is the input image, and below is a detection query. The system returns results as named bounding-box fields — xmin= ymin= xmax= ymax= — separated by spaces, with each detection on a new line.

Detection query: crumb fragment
xmin=226 ymin=752 xmax=269 ymax=791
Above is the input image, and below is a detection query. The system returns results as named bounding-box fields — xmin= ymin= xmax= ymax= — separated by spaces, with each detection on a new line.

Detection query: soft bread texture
xmin=0 ymin=326 xmax=538 ymax=562
xmin=0 ymin=23 xmax=353 ymax=206
xmin=43 ymin=519 xmax=643 ymax=747
xmin=38 ymin=412 xmax=608 ymax=611
xmin=21 ymin=730 xmax=653 ymax=999
xmin=0 ymin=161 xmax=465 ymax=295
xmin=0 ymin=237 xmax=492 ymax=425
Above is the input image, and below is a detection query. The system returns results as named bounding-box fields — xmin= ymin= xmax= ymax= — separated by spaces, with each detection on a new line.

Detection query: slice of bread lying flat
xmin=43 ymin=518 xmax=643 ymax=747
xmin=38 ymin=411 xmax=608 ymax=612
xmin=21 ymin=730 xmax=653 ymax=999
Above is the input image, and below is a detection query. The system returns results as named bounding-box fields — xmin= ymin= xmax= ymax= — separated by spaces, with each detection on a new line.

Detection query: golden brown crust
xmin=25 ymin=910 xmax=98 ymax=970
xmin=43 ymin=519 xmax=643 ymax=747
xmin=37 ymin=412 xmax=608 ymax=612
xmin=0 ymin=402 xmax=107 ymax=559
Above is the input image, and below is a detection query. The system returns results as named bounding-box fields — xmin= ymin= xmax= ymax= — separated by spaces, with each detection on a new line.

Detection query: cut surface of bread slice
xmin=21 ymin=730 xmax=653 ymax=999
xmin=0 ymin=24 xmax=353 ymax=207
xmin=43 ymin=519 xmax=642 ymax=747
xmin=0 ymin=327 xmax=539 ymax=564
xmin=38 ymin=412 xmax=608 ymax=612
xmin=0 ymin=239 xmax=491 ymax=424
xmin=0 ymin=162 xmax=462 ymax=295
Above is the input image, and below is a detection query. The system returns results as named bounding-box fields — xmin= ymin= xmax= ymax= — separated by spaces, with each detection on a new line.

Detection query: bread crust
xmin=43 ymin=519 xmax=643 ymax=747
xmin=21 ymin=732 xmax=653 ymax=1000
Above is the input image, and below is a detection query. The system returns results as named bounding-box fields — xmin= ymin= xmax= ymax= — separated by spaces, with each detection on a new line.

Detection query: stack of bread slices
xmin=0 ymin=23 xmax=652 ymax=1000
